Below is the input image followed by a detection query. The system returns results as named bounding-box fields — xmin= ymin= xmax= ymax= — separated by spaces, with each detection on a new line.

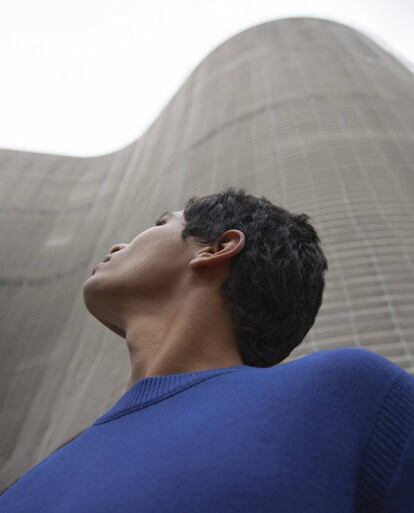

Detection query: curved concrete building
xmin=1 ymin=17 xmax=414 ymax=491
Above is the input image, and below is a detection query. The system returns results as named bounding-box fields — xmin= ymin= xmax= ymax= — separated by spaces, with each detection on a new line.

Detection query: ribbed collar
xmin=94 ymin=364 xmax=251 ymax=425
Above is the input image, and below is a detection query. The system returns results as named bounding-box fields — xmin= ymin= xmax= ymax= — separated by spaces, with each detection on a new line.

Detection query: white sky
xmin=0 ymin=0 xmax=413 ymax=157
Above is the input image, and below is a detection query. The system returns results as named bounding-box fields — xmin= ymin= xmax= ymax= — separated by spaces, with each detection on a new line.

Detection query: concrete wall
xmin=1 ymin=17 xmax=413 ymax=491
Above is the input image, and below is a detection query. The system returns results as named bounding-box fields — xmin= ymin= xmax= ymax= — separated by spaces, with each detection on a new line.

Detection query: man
xmin=1 ymin=187 xmax=413 ymax=512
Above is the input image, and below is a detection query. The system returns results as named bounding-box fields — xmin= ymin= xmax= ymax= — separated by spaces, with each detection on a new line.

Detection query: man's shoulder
xmin=298 ymin=346 xmax=407 ymax=376
xmin=274 ymin=346 xmax=414 ymax=396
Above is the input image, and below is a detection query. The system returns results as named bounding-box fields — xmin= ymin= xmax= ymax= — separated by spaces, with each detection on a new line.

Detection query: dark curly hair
xmin=180 ymin=186 xmax=328 ymax=367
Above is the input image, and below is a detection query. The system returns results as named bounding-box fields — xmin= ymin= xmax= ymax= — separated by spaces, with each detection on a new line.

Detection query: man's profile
xmin=1 ymin=187 xmax=413 ymax=512
xmin=82 ymin=186 xmax=327 ymax=393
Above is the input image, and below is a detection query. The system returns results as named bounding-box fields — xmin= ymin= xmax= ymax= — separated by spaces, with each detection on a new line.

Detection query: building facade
xmin=1 ymin=17 xmax=413 ymax=491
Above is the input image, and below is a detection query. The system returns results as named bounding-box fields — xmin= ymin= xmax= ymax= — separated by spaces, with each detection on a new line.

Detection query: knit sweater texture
xmin=1 ymin=347 xmax=414 ymax=512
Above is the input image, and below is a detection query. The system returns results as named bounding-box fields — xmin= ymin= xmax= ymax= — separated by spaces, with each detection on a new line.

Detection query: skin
xmin=83 ymin=210 xmax=246 ymax=393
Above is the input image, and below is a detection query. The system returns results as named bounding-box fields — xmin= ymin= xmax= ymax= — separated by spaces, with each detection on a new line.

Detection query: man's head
xmin=83 ymin=186 xmax=328 ymax=369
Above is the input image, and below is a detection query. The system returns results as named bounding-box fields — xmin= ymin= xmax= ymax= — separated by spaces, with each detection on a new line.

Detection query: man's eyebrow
xmin=157 ymin=211 xmax=173 ymax=222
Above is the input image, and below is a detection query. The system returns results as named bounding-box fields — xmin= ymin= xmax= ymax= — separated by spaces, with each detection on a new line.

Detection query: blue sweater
xmin=1 ymin=347 xmax=414 ymax=512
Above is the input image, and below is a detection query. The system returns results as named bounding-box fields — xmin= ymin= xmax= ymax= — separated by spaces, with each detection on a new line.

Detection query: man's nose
xmin=102 ymin=243 xmax=128 ymax=262
xmin=109 ymin=243 xmax=128 ymax=254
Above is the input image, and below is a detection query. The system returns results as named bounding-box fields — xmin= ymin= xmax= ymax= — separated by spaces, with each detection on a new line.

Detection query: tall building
xmin=1 ymin=17 xmax=413 ymax=492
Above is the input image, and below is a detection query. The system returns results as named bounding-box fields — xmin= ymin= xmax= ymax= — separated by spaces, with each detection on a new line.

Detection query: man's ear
xmin=189 ymin=230 xmax=245 ymax=269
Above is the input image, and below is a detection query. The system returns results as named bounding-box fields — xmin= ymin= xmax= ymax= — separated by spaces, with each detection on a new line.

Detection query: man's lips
xmin=92 ymin=255 xmax=111 ymax=275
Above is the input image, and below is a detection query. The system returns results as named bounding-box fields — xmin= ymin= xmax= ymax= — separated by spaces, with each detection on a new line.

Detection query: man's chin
xmin=102 ymin=319 xmax=126 ymax=338
xmin=82 ymin=280 xmax=126 ymax=339
xmin=82 ymin=278 xmax=103 ymax=315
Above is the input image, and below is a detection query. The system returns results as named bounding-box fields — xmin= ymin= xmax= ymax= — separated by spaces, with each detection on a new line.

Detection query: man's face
xmin=82 ymin=210 xmax=196 ymax=334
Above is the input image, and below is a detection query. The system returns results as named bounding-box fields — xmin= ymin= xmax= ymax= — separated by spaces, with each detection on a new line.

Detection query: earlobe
xmin=188 ymin=253 xmax=211 ymax=269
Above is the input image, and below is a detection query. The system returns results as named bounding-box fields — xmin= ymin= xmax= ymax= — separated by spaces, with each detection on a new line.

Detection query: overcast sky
xmin=0 ymin=0 xmax=413 ymax=157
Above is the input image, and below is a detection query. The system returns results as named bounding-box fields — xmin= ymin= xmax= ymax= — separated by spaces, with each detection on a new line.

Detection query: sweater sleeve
xmin=356 ymin=368 xmax=414 ymax=513
xmin=381 ymin=418 xmax=414 ymax=513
